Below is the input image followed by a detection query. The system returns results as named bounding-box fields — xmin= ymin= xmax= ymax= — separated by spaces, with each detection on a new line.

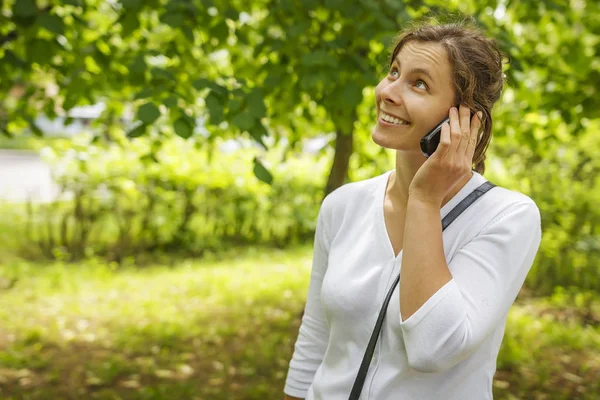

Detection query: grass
xmin=0 ymin=247 xmax=598 ymax=399
xmin=0 ymin=247 xmax=312 ymax=400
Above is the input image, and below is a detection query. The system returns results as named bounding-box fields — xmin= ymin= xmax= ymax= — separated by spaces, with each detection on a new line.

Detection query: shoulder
xmin=318 ymin=171 xmax=390 ymax=232
xmin=472 ymin=182 xmax=541 ymax=239
xmin=321 ymin=171 xmax=389 ymax=215
xmin=446 ymin=173 xmax=541 ymax=245
xmin=484 ymin=185 xmax=540 ymax=224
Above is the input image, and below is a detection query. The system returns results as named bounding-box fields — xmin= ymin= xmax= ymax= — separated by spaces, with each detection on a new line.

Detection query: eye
xmin=388 ymin=66 xmax=399 ymax=79
xmin=415 ymin=79 xmax=428 ymax=90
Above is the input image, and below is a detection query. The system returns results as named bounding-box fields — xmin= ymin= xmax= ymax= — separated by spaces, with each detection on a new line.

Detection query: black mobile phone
xmin=420 ymin=117 xmax=450 ymax=158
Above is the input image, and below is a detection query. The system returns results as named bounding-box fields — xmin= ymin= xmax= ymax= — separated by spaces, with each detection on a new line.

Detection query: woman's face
xmin=372 ymin=41 xmax=456 ymax=153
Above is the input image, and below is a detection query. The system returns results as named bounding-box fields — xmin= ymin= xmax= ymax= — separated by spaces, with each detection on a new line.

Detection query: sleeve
xmin=283 ymin=200 xmax=332 ymax=398
xmin=399 ymin=200 xmax=542 ymax=373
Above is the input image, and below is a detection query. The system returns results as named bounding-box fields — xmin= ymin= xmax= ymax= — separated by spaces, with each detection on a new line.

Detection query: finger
xmin=447 ymin=106 xmax=462 ymax=160
xmin=466 ymin=111 xmax=483 ymax=161
xmin=431 ymin=120 xmax=451 ymax=160
xmin=456 ymin=104 xmax=472 ymax=156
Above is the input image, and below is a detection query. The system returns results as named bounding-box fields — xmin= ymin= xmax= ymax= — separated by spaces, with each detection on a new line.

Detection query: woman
xmin=283 ymin=20 xmax=542 ymax=400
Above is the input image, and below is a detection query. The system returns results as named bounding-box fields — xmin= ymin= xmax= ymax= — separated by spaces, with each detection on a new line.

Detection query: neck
xmin=387 ymin=150 xmax=473 ymax=209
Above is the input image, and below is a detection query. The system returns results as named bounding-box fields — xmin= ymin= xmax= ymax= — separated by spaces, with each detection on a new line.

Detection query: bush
xmin=485 ymin=117 xmax=600 ymax=295
xmin=6 ymin=114 xmax=600 ymax=297
xmin=16 ymin=133 xmax=330 ymax=262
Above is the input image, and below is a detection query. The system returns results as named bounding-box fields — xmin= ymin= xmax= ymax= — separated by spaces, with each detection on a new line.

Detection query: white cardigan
xmin=284 ymin=170 xmax=541 ymax=400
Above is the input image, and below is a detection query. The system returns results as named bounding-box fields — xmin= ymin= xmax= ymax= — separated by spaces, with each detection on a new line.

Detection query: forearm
xmin=284 ymin=395 xmax=304 ymax=400
xmin=399 ymin=196 xmax=452 ymax=321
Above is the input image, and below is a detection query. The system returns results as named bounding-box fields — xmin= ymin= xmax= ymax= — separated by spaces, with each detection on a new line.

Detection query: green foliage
xmin=2 ymin=0 xmax=599 ymax=193
xmin=0 ymin=0 xmax=598 ymax=294
xmin=13 ymin=133 xmax=330 ymax=262
xmin=485 ymin=117 xmax=600 ymax=294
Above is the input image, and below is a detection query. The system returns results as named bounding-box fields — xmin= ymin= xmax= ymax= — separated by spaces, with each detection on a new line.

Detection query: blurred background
xmin=0 ymin=0 xmax=598 ymax=399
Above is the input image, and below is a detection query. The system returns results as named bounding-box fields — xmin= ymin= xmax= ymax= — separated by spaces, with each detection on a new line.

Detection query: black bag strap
xmin=348 ymin=180 xmax=496 ymax=400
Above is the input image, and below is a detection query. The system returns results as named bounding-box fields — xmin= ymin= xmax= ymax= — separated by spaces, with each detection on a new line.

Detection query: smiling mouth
xmin=379 ymin=111 xmax=411 ymax=126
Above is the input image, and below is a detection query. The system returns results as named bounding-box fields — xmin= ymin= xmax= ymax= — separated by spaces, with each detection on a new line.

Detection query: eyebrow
xmin=393 ymin=57 xmax=436 ymax=83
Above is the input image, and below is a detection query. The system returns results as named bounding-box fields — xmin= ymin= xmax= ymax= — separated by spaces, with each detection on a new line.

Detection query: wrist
xmin=408 ymin=191 xmax=443 ymax=209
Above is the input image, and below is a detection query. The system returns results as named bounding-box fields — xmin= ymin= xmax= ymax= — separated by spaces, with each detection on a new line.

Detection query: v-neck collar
xmin=376 ymin=170 xmax=485 ymax=261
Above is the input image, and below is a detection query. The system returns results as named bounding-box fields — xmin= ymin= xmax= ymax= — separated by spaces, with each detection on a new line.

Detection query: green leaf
xmin=300 ymin=50 xmax=337 ymax=67
xmin=44 ymin=99 xmax=57 ymax=119
xmin=249 ymin=122 xmax=268 ymax=149
xmin=205 ymin=92 xmax=224 ymax=124
xmin=247 ymin=89 xmax=267 ymax=119
xmin=127 ymin=123 xmax=147 ymax=138
xmin=161 ymin=12 xmax=185 ymax=28
xmin=182 ymin=26 xmax=194 ymax=42
xmin=229 ymin=97 xmax=244 ymax=114
xmin=27 ymin=39 xmax=54 ymax=64
xmin=224 ymin=9 xmax=238 ymax=21
xmin=324 ymin=0 xmax=344 ymax=8
xmin=253 ymin=157 xmax=273 ymax=185
xmin=299 ymin=73 xmax=322 ymax=91
xmin=26 ymin=118 xmax=43 ymax=137
xmin=84 ymin=56 xmax=102 ymax=74
xmin=163 ymin=96 xmax=178 ymax=108
xmin=174 ymin=117 xmax=193 ymax=138
xmin=2 ymin=51 xmax=26 ymax=68
xmin=151 ymin=68 xmax=175 ymax=82
xmin=232 ymin=111 xmax=255 ymax=131
xmin=13 ymin=0 xmax=37 ymax=18
xmin=134 ymin=87 xmax=153 ymax=100
xmin=140 ymin=152 xmax=159 ymax=164
xmin=38 ymin=14 xmax=64 ymax=35
xmin=193 ymin=79 xmax=227 ymax=97
xmin=210 ymin=19 xmax=229 ymax=42
xmin=280 ymin=0 xmax=294 ymax=11
xmin=63 ymin=94 xmax=78 ymax=111
xmin=287 ymin=20 xmax=310 ymax=38
xmin=263 ymin=70 xmax=283 ymax=90
xmin=129 ymin=55 xmax=146 ymax=85
xmin=121 ymin=0 xmax=143 ymax=10
xmin=94 ymin=47 xmax=111 ymax=68
xmin=120 ymin=13 xmax=140 ymax=36
xmin=339 ymin=82 xmax=363 ymax=109
xmin=137 ymin=102 xmax=161 ymax=124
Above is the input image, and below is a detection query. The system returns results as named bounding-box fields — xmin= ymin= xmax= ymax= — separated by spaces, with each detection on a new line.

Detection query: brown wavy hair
xmin=390 ymin=18 xmax=507 ymax=174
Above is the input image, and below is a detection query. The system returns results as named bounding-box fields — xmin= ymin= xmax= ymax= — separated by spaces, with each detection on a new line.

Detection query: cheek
xmin=374 ymin=82 xmax=383 ymax=101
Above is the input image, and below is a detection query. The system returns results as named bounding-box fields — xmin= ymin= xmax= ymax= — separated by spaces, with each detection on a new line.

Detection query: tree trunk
xmin=324 ymin=129 xmax=353 ymax=198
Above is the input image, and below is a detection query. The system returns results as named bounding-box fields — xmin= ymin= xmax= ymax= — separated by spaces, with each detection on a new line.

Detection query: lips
xmin=379 ymin=102 xmax=411 ymax=125
xmin=380 ymin=111 xmax=411 ymax=125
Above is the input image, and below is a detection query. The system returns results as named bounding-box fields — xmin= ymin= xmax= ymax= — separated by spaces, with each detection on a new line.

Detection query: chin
xmin=371 ymin=127 xmax=414 ymax=151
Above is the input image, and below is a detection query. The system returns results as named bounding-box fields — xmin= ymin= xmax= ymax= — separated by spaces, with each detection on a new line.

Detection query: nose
xmin=379 ymin=79 xmax=403 ymax=107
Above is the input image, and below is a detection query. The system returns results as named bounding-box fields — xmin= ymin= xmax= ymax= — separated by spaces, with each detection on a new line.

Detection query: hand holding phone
xmin=420 ymin=117 xmax=450 ymax=158
xmin=411 ymin=105 xmax=481 ymax=207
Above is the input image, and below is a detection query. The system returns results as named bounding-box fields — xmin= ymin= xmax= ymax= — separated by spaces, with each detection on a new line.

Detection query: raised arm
xmin=399 ymin=200 xmax=541 ymax=372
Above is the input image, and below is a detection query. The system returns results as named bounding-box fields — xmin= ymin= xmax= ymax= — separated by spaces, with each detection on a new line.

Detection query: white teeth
xmin=381 ymin=111 xmax=408 ymax=125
